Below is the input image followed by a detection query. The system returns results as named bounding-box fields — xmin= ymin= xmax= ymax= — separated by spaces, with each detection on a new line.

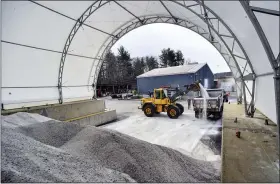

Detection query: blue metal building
xmin=137 ymin=63 xmax=214 ymax=94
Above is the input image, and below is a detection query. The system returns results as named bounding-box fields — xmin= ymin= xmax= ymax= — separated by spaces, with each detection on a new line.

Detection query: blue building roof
xmin=137 ymin=63 xmax=207 ymax=78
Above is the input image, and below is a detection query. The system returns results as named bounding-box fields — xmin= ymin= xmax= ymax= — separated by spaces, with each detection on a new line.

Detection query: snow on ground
xmin=101 ymin=97 xmax=222 ymax=166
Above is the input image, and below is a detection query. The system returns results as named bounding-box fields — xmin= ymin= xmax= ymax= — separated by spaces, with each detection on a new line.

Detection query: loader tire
xmin=167 ymin=105 xmax=180 ymax=119
xmin=176 ymin=103 xmax=184 ymax=115
xmin=195 ymin=110 xmax=199 ymax=118
xmin=143 ymin=104 xmax=155 ymax=117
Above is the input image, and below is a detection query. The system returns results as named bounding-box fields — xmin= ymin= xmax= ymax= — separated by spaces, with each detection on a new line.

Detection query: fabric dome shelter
xmin=1 ymin=1 xmax=279 ymax=127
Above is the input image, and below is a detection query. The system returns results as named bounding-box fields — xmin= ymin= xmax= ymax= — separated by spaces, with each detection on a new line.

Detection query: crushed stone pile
xmin=2 ymin=112 xmax=220 ymax=183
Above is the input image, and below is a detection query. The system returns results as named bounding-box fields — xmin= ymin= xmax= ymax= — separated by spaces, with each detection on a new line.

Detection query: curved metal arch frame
xmin=192 ymin=0 xmax=256 ymax=75
xmin=89 ymin=2 xmax=255 ymax=115
xmin=173 ymin=0 xmax=256 ymax=115
xmin=91 ymin=16 xmax=246 ymax=103
xmin=58 ymin=0 xmax=256 ymax=115
xmin=240 ymin=1 xmax=280 ymax=158
xmin=57 ymin=0 xmax=114 ymax=104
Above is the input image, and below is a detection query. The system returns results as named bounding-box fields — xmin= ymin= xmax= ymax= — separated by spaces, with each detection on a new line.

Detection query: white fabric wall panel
xmin=1 ymin=0 xmax=277 ymax=122
xmin=2 ymin=88 xmax=58 ymax=109
xmin=2 ymin=43 xmax=60 ymax=87
xmin=84 ymin=2 xmax=134 ymax=34
xmin=62 ymin=55 xmax=95 ymax=86
xmin=255 ymin=12 xmax=279 ymax=58
xmin=235 ymin=57 xmax=251 ymax=75
xmin=164 ymin=1 xmax=208 ymax=31
xmin=62 ymin=87 xmax=92 ymax=100
xmin=117 ymin=1 xmax=168 ymax=17
xmin=250 ymin=1 xmax=279 ymax=11
xmin=244 ymin=80 xmax=253 ymax=105
xmin=236 ymin=81 xmax=242 ymax=99
xmin=2 ymin=1 xmax=73 ymax=51
xmin=67 ymin=26 xmax=109 ymax=58
xmin=88 ymin=61 xmax=100 ymax=86
xmin=38 ymin=1 xmax=94 ymax=19
xmin=255 ymin=75 xmax=277 ymax=123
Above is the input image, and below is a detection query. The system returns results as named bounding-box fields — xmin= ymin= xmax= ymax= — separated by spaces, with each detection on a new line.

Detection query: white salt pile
xmin=1 ymin=112 xmax=220 ymax=183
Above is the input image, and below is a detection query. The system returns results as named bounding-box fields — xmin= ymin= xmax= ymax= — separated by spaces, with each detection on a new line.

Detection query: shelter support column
xmin=274 ymin=62 xmax=280 ymax=167
xmin=240 ymin=1 xmax=280 ymax=169
xmin=241 ymin=80 xmax=248 ymax=115
xmin=249 ymin=78 xmax=256 ymax=116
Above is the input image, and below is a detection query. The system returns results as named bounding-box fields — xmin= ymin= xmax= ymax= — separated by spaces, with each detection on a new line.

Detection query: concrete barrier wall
xmin=68 ymin=109 xmax=117 ymax=127
xmin=32 ymin=100 xmax=106 ymax=121
xmin=2 ymin=100 xmax=106 ymax=121
xmin=2 ymin=99 xmax=117 ymax=126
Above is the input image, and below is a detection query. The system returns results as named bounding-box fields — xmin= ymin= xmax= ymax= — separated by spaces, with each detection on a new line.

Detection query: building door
xmin=204 ymin=78 xmax=209 ymax=89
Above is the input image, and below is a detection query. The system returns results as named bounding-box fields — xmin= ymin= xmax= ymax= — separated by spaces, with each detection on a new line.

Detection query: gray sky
xmin=111 ymin=23 xmax=230 ymax=74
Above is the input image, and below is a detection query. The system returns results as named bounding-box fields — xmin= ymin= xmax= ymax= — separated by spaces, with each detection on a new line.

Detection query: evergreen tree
xmin=104 ymin=50 xmax=117 ymax=83
xmin=116 ymin=46 xmax=133 ymax=80
xmin=98 ymin=47 xmax=185 ymax=87
xmin=145 ymin=56 xmax=159 ymax=71
xmin=98 ymin=50 xmax=117 ymax=84
xmin=159 ymin=48 xmax=169 ymax=67
xmin=133 ymin=57 xmax=146 ymax=77
xmin=159 ymin=48 xmax=178 ymax=67
xmin=175 ymin=50 xmax=185 ymax=66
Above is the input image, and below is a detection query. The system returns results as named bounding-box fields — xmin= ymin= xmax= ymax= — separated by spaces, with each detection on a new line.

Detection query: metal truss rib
xmin=2 ymin=85 xmax=92 ymax=89
xmin=241 ymin=1 xmax=280 ymax=147
xmin=29 ymin=0 xmax=114 ymax=37
xmin=250 ymin=6 xmax=280 ymax=16
xmin=90 ymin=15 xmax=248 ymax=105
xmin=57 ymin=0 xmax=114 ymax=103
xmin=201 ymin=0 xmax=214 ymax=41
xmin=113 ymin=1 xmax=144 ymax=24
xmin=240 ymin=1 xmax=276 ymax=68
xmin=159 ymin=0 xmax=178 ymax=23
xmin=54 ymin=0 xmax=256 ymax=115
xmin=1 ymin=40 xmax=101 ymax=60
xmin=172 ymin=1 xmax=254 ymax=115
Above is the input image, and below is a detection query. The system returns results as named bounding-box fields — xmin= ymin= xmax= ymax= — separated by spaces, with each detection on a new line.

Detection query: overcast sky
xmin=111 ymin=23 xmax=230 ymax=74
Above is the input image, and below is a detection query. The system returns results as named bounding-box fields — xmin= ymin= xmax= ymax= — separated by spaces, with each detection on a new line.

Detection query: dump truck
xmin=193 ymin=88 xmax=224 ymax=119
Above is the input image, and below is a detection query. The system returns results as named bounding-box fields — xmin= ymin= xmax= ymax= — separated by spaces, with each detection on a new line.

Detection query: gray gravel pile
xmin=1 ymin=113 xmax=135 ymax=183
xmin=2 ymin=112 xmax=220 ymax=183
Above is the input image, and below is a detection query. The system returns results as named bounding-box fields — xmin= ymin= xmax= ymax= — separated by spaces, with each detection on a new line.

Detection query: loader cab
xmin=153 ymin=88 xmax=169 ymax=105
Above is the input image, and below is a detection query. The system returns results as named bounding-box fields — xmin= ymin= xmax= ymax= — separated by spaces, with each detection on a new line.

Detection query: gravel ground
xmin=2 ymin=112 xmax=220 ymax=183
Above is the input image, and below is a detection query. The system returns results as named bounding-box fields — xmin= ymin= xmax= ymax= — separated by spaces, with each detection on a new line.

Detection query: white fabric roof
xmin=1 ymin=1 xmax=279 ymax=123
xmin=137 ymin=63 xmax=206 ymax=78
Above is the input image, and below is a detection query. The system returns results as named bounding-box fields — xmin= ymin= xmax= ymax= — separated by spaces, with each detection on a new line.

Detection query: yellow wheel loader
xmin=139 ymin=82 xmax=200 ymax=119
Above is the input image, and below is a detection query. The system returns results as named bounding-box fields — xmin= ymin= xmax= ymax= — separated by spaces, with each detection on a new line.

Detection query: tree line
xmin=98 ymin=46 xmax=187 ymax=85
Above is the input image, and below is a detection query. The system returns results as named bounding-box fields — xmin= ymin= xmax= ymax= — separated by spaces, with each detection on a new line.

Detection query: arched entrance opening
xmin=2 ymin=1 xmax=278 ymax=125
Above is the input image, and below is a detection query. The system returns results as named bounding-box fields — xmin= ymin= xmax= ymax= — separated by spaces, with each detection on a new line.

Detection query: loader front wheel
xmin=167 ymin=105 xmax=180 ymax=119
xmin=195 ymin=110 xmax=199 ymax=118
xmin=143 ymin=104 xmax=155 ymax=117
xmin=176 ymin=103 xmax=184 ymax=115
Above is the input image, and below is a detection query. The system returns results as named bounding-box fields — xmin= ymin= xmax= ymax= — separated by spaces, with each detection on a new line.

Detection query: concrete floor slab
xmin=222 ymin=103 xmax=279 ymax=182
